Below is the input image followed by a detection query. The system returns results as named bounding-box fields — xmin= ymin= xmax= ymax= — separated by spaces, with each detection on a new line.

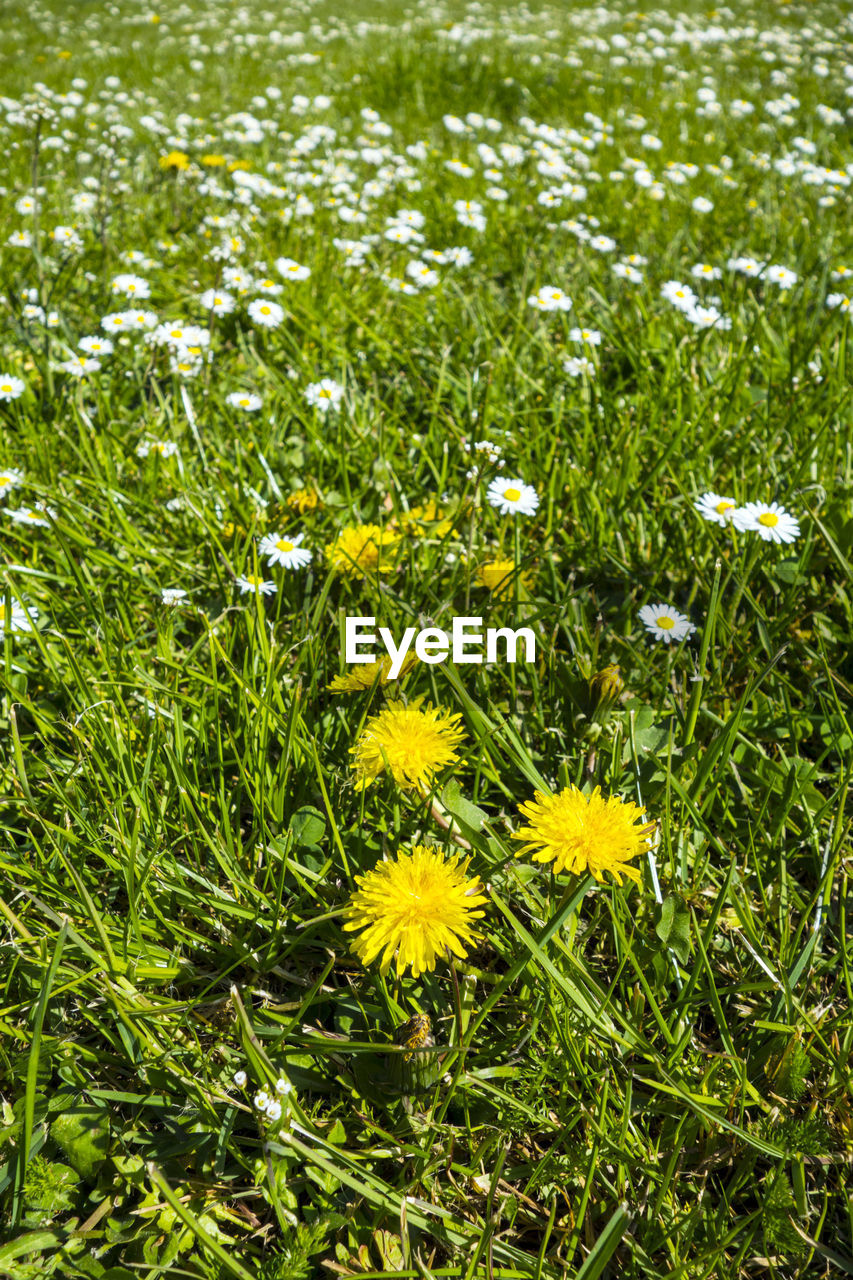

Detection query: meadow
xmin=0 ymin=0 xmax=852 ymax=1275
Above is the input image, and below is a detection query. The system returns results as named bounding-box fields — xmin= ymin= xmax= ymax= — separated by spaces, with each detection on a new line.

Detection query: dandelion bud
xmin=590 ymin=664 xmax=624 ymax=722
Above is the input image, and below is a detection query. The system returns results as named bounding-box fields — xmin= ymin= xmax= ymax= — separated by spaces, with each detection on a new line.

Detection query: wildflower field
xmin=1 ymin=0 xmax=853 ymax=1275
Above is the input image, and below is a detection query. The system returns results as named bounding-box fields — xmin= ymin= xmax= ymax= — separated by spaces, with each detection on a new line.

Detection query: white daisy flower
xmin=568 ymin=327 xmax=602 ymax=346
xmin=691 ymin=263 xmax=722 ymax=281
xmin=563 ymin=356 xmax=596 ymax=378
xmin=638 ymin=604 xmax=696 ymax=645
xmin=233 ymin=1070 xmax=248 ymax=1088
xmin=265 ymin=1099 xmax=283 ymax=1122
xmin=0 ymin=375 xmax=26 ymax=401
xmin=110 ymin=273 xmax=150 ymax=299
xmin=227 ymin=391 xmax=262 ymax=412
xmin=161 ymin=588 xmax=188 ymax=606
xmin=732 ymin=501 xmax=800 ymax=543
xmin=527 ymin=285 xmax=573 ymax=313
xmin=258 ymin=531 xmax=313 ymax=570
xmin=486 ymin=477 xmax=540 ymax=517
xmin=661 ymin=281 xmax=696 ymax=310
xmin=0 ymin=603 xmax=39 ymax=635
xmin=764 ymin=265 xmax=797 ymax=290
xmin=6 ymin=503 xmax=56 ymax=528
xmin=60 ymin=356 xmax=101 ymax=377
xmin=694 ymin=491 xmax=738 ymax=527
xmin=275 ymin=257 xmax=311 ymax=281
xmin=254 ymin=1091 xmax=270 ymax=1111
xmin=0 ymin=468 xmax=25 ymax=498
xmin=199 ymin=288 xmax=236 ymax=314
xmin=406 ymin=260 xmax=440 ymax=288
xmin=384 ymin=275 xmax=419 ymax=294
xmin=237 ymin=574 xmax=278 ymax=596
xmin=248 ymin=299 xmax=285 ymax=328
xmin=136 ymin=440 xmax=178 ymax=459
xmin=613 ymin=262 xmax=643 ymax=282
xmin=79 ymin=336 xmax=114 ymax=356
xmin=304 ymin=378 xmax=344 ymax=412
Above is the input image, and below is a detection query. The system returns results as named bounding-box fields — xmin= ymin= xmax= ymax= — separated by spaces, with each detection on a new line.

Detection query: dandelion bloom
xmin=514 ymin=785 xmax=654 ymax=885
xmin=476 ymin=558 xmax=531 ymax=597
xmin=328 ymin=653 xmax=416 ymax=693
xmin=350 ymin=696 xmax=465 ymax=791
xmin=344 ymin=845 xmax=487 ymax=977
xmin=287 ymin=487 xmax=321 ymax=514
xmin=396 ymin=499 xmax=452 ymax=538
xmin=159 ymin=151 xmax=190 ymax=171
xmin=326 ymin=523 xmax=400 ymax=578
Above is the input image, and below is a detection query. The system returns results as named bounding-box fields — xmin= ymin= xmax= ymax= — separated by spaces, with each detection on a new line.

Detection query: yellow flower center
xmin=504 ymin=487 xmax=521 ymax=502
xmin=714 ymin=501 xmax=734 ymax=514
xmin=260 ymin=306 xmax=270 ymax=315
xmin=0 ymin=385 xmax=11 ymax=393
xmin=758 ymin=512 xmax=779 ymax=527
xmin=657 ymin=616 xmax=675 ymax=630
xmin=246 ymin=574 xmax=262 ymax=586
xmin=0 ymin=476 xmax=10 ymax=486
xmin=276 ymin=539 xmax=294 ymax=553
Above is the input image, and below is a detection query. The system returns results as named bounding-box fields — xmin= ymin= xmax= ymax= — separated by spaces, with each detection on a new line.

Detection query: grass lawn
xmin=0 ymin=0 xmax=852 ymax=1276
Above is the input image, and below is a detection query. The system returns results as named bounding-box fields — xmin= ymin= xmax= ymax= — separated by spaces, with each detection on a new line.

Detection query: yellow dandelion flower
xmin=350 ymin=696 xmax=465 ymax=790
xmin=396 ymin=499 xmax=453 ymax=538
xmin=344 ymin=845 xmax=487 ymax=977
xmin=326 ymin=523 xmax=400 ymax=579
xmin=475 ymin=558 xmax=532 ymax=598
xmin=201 ymin=154 xmax=226 ymax=167
xmin=287 ymin=487 xmax=321 ymax=515
xmin=514 ymin=785 xmax=654 ymax=885
xmin=328 ymin=653 xmax=417 ymax=693
xmin=158 ymin=150 xmax=190 ymax=171
xmin=590 ymin=663 xmax=624 ymax=706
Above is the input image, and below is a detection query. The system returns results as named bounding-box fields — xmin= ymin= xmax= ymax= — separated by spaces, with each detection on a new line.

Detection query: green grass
xmin=0 ymin=0 xmax=852 ymax=1276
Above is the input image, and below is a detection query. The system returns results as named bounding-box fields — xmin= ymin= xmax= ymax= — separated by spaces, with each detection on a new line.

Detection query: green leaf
xmin=441 ymin=778 xmax=488 ymax=833
xmin=0 ymin=1229 xmax=68 ymax=1267
xmin=289 ymin=805 xmax=326 ymax=848
xmin=51 ymin=1106 xmax=110 ymax=1180
xmin=574 ymin=1203 xmax=632 ymax=1280
xmin=654 ymin=895 xmax=691 ymax=964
